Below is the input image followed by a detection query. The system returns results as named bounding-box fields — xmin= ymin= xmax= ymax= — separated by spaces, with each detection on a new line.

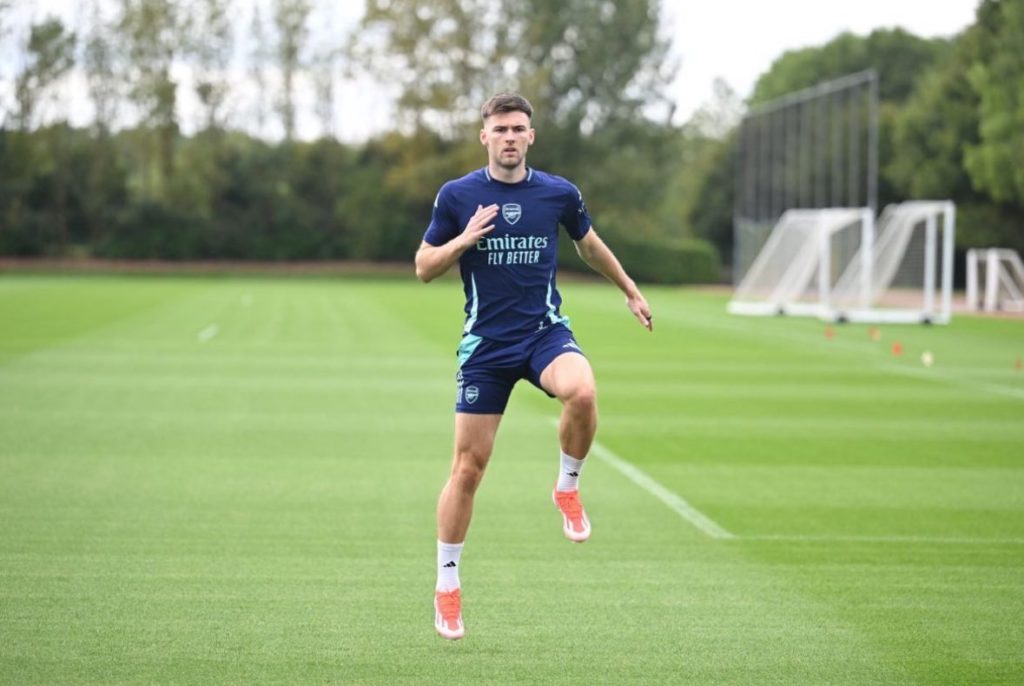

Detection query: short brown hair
xmin=481 ymin=93 xmax=534 ymax=121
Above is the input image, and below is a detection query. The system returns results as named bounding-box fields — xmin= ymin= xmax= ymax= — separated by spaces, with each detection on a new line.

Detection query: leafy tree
xmin=886 ymin=47 xmax=981 ymax=202
xmin=8 ymin=18 xmax=76 ymax=252
xmin=964 ymin=0 xmax=1024 ymax=204
xmin=505 ymin=0 xmax=674 ymax=135
xmin=887 ymin=0 xmax=1024 ymax=254
xmin=13 ymin=18 xmax=76 ymax=131
xmin=248 ymin=5 xmax=269 ymax=136
xmin=80 ymin=0 xmax=124 ymax=246
xmin=750 ymin=28 xmax=950 ymax=106
xmin=190 ymin=0 xmax=234 ymax=133
xmin=686 ymin=135 xmax=735 ymax=267
xmin=337 ymin=130 xmax=458 ymax=260
xmin=351 ymin=0 xmax=501 ymax=137
xmin=686 ymin=78 xmax=743 ymax=140
xmin=0 ymin=1 xmax=11 ymax=124
xmin=352 ymin=0 xmax=673 ymax=139
xmin=311 ymin=45 xmax=340 ymax=140
xmin=272 ymin=0 xmax=311 ymax=141
xmin=117 ymin=0 xmax=186 ymax=198
xmin=83 ymin=0 xmax=120 ymax=134
xmin=0 ymin=0 xmax=11 ymax=124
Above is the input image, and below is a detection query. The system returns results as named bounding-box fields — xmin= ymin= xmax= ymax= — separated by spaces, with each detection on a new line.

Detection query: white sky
xmin=2 ymin=0 xmax=981 ymax=140
xmin=665 ymin=0 xmax=980 ymax=122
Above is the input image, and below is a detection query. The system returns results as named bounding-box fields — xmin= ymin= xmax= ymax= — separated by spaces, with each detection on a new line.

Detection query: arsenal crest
xmin=501 ymin=203 xmax=522 ymax=225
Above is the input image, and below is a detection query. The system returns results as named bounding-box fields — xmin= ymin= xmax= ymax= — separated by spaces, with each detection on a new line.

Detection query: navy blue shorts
xmin=454 ymin=324 xmax=586 ymax=414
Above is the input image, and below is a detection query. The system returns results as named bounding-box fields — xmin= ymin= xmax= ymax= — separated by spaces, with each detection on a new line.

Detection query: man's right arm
xmin=415 ymin=204 xmax=499 ymax=283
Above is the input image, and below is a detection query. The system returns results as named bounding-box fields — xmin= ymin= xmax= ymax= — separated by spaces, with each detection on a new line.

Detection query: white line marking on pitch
xmin=558 ymin=422 xmax=1023 ymax=546
xmin=197 ymin=324 xmax=219 ymax=343
xmin=553 ymin=420 xmax=734 ymax=539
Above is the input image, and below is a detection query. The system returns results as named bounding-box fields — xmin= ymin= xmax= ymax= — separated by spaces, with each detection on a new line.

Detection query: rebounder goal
xmin=728 ymin=202 xmax=956 ymax=324
xmin=727 ymin=208 xmax=874 ymax=318
xmin=966 ymin=248 xmax=1024 ymax=313
xmin=828 ymin=201 xmax=955 ymax=324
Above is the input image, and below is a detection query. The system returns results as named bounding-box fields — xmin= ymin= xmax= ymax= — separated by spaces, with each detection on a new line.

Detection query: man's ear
xmin=480 ymin=128 xmax=487 ymax=146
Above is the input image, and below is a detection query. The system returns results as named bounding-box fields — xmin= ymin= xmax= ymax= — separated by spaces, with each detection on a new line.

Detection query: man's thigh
xmin=453 ymin=412 xmax=503 ymax=460
xmin=537 ymin=350 xmax=595 ymax=402
xmin=527 ymin=325 xmax=589 ymax=397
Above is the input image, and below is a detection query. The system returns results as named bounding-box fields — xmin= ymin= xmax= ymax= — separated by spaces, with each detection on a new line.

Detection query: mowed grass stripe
xmin=566 ymin=282 xmax=1024 ymax=401
xmin=557 ymin=281 xmax=1024 ymax=682
xmin=1 ymin=275 xmax=1022 ymax=684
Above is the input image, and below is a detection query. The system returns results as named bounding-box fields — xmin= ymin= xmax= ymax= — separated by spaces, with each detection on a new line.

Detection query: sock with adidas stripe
xmin=556 ymin=450 xmax=585 ymax=492
xmin=436 ymin=540 xmax=464 ymax=591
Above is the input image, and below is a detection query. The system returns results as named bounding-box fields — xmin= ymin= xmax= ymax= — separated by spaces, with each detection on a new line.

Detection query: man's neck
xmin=487 ymin=162 xmax=528 ymax=184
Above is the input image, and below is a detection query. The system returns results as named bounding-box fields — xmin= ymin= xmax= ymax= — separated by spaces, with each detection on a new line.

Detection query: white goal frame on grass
xmin=728 ymin=208 xmax=874 ymax=319
xmin=966 ymin=248 xmax=1024 ymax=313
xmin=828 ymin=201 xmax=955 ymax=324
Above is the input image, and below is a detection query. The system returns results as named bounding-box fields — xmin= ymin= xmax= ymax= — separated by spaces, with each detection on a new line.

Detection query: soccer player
xmin=415 ymin=93 xmax=652 ymax=640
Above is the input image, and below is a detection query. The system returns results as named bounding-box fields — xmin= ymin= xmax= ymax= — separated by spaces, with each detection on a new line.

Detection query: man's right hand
xmin=458 ymin=204 xmax=498 ymax=250
xmin=416 ymin=204 xmax=500 ymax=283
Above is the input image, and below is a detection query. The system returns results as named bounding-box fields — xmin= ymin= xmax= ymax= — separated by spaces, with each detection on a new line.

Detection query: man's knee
xmin=565 ymin=381 xmax=598 ymax=415
xmin=450 ymin=447 xmax=490 ymax=491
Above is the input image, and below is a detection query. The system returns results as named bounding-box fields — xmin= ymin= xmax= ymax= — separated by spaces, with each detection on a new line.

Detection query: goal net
xmin=966 ymin=248 xmax=1024 ymax=313
xmin=728 ymin=208 xmax=873 ymax=318
xmin=829 ymin=201 xmax=955 ymax=324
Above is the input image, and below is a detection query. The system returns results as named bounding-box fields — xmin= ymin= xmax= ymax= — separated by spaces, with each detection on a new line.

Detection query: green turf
xmin=1 ymin=274 xmax=1022 ymax=685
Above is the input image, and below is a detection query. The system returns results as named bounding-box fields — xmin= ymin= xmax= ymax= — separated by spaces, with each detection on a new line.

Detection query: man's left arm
xmin=574 ymin=229 xmax=653 ymax=331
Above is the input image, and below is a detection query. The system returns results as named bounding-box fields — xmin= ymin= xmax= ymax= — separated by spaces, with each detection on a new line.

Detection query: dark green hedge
xmin=559 ymin=234 xmax=720 ymax=284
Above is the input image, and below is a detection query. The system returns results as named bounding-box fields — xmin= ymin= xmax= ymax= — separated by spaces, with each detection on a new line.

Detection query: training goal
xmin=828 ymin=201 xmax=955 ymax=324
xmin=728 ymin=202 xmax=956 ymax=324
xmin=966 ymin=248 xmax=1024 ymax=313
xmin=728 ymin=208 xmax=874 ymax=318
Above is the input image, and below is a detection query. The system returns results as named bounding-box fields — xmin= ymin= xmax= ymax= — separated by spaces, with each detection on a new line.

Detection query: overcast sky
xmin=666 ymin=0 xmax=980 ymax=121
xmin=4 ymin=0 xmax=981 ymax=140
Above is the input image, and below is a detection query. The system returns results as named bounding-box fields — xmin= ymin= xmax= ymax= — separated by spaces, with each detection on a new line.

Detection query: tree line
xmin=1 ymin=0 xmax=1021 ymax=283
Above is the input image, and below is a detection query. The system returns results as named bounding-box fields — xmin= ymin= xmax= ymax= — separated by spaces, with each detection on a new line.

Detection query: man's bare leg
xmin=434 ymin=412 xmax=502 ymax=640
xmin=540 ymin=352 xmax=597 ymax=542
xmin=437 ymin=412 xmax=503 ymax=544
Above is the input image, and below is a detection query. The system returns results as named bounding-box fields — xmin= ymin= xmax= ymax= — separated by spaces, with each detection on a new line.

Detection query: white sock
xmin=436 ymin=540 xmax=463 ymax=592
xmin=556 ymin=450 xmax=586 ymax=492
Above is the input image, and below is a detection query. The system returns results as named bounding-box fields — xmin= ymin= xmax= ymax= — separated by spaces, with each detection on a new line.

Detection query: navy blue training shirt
xmin=423 ymin=167 xmax=592 ymax=343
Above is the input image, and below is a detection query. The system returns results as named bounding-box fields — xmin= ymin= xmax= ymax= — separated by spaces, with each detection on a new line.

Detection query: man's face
xmin=480 ymin=111 xmax=535 ymax=170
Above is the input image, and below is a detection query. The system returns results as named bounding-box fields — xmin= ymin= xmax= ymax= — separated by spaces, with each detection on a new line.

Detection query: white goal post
xmin=966 ymin=248 xmax=1024 ymax=313
xmin=828 ymin=201 xmax=955 ymax=324
xmin=728 ymin=208 xmax=874 ymax=318
xmin=728 ymin=201 xmax=956 ymax=324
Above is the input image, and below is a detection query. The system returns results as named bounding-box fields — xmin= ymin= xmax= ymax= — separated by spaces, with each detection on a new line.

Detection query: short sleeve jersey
xmin=423 ymin=167 xmax=592 ymax=343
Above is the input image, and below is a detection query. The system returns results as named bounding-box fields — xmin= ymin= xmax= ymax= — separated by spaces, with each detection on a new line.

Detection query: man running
xmin=415 ymin=93 xmax=653 ymax=640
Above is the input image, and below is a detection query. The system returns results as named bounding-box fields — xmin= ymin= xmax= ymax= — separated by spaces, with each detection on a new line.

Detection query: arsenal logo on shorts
xmin=465 ymin=386 xmax=480 ymax=404
xmin=501 ymin=203 xmax=522 ymax=225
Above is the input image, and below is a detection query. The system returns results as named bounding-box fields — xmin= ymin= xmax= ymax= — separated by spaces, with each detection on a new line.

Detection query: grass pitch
xmin=1 ymin=273 xmax=1022 ymax=685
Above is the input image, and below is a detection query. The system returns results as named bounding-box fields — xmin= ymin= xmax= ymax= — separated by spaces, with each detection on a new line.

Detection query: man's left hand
xmin=627 ymin=293 xmax=653 ymax=331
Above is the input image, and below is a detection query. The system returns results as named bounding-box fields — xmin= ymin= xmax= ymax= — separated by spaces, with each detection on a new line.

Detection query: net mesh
xmin=731 ymin=208 xmax=869 ymax=314
xmin=830 ymin=201 xmax=954 ymax=320
xmin=969 ymin=249 xmax=1024 ymax=312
